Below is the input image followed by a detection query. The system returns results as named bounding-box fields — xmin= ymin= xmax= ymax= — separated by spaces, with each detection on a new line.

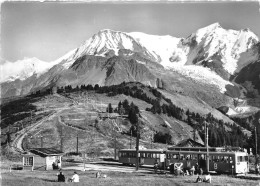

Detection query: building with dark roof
xmin=175 ymin=138 xmax=204 ymax=147
xmin=23 ymin=148 xmax=64 ymax=171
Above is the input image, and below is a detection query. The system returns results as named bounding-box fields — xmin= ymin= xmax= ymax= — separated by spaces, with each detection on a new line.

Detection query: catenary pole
xmin=136 ymin=120 xmax=140 ymax=171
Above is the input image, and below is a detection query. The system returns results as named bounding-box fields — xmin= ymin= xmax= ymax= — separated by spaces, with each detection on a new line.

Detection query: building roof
xmin=175 ymin=138 xmax=204 ymax=147
xmin=29 ymin=148 xmax=64 ymax=157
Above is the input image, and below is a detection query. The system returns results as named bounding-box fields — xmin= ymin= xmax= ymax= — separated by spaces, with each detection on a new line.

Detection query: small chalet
xmin=23 ymin=148 xmax=64 ymax=171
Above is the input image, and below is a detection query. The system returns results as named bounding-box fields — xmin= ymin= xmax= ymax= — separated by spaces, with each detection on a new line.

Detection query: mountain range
xmin=1 ymin=23 xmax=260 ymax=117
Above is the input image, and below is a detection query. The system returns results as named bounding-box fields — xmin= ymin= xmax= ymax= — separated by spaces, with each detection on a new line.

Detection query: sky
xmin=1 ymin=1 xmax=260 ymax=63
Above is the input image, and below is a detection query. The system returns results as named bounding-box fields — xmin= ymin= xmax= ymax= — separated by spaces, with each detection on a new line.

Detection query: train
xmin=118 ymin=147 xmax=249 ymax=174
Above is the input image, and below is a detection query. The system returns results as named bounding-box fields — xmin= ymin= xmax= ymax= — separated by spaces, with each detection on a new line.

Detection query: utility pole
xmin=30 ymin=110 xmax=33 ymax=122
xmin=41 ymin=136 xmax=43 ymax=148
xmin=76 ymin=133 xmax=79 ymax=154
xmin=114 ymin=134 xmax=117 ymax=160
xmin=204 ymin=121 xmax=207 ymax=148
xmin=130 ymin=130 xmax=132 ymax=149
xmin=193 ymin=128 xmax=196 ymax=142
xmin=135 ymin=119 xmax=140 ymax=171
xmin=150 ymin=132 xmax=153 ymax=149
xmin=7 ymin=125 xmax=11 ymax=145
xmin=60 ymin=127 xmax=63 ymax=152
xmin=206 ymin=125 xmax=209 ymax=173
xmin=255 ymin=126 xmax=258 ymax=173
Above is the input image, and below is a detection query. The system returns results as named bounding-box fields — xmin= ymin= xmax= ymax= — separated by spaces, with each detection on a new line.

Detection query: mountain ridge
xmin=1 ymin=23 xmax=259 ymax=116
xmin=2 ymin=23 xmax=259 ymax=84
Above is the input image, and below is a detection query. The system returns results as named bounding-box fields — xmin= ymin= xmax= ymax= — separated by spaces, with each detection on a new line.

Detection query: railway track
xmin=11 ymin=111 xmax=58 ymax=154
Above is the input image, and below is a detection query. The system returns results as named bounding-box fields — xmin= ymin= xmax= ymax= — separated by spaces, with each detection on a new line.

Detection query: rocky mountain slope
xmin=1 ymin=23 xmax=259 ymax=117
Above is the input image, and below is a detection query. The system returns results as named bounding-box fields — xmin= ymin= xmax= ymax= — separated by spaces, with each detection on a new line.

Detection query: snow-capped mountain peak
xmin=0 ymin=57 xmax=57 ymax=83
xmin=184 ymin=22 xmax=259 ymax=75
xmin=72 ymin=29 xmax=136 ymax=59
xmin=2 ymin=23 xmax=259 ymax=100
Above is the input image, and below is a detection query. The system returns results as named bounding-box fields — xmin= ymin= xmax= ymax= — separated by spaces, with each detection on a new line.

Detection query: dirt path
xmin=62 ymin=161 xmax=153 ymax=173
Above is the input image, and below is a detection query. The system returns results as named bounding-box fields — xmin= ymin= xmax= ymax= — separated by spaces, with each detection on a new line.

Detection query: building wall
xmin=34 ymin=156 xmax=46 ymax=170
xmin=46 ymin=156 xmax=62 ymax=170
xmin=23 ymin=154 xmax=62 ymax=171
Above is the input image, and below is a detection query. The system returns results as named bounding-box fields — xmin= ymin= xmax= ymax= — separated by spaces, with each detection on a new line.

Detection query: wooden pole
xmin=150 ymin=132 xmax=153 ymax=149
xmin=206 ymin=126 xmax=209 ymax=173
xmin=60 ymin=127 xmax=63 ymax=152
xmin=193 ymin=128 xmax=196 ymax=142
xmin=135 ymin=120 xmax=140 ymax=171
xmin=114 ymin=135 xmax=117 ymax=160
xmin=41 ymin=136 xmax=43 ymax=148
xmin=130 ymin=130 xmax=132 ymax=149
xmin=255 ymin=126 xmax=258 ymax=173
xmin=204 ymin=122 xmax=207 ymax=147
xmin=76 ymin=134 xmax=79 ymax=154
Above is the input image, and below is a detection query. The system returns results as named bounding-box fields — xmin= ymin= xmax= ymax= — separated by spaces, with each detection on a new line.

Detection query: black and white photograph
xmin=1 ymin=0 xmax=260 ymax=185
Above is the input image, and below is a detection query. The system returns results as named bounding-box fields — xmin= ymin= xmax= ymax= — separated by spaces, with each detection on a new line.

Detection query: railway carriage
xmin=118 ymin=147 xmax=249 ymax=174
xmin=165 ymin=150 xmax=248 ymax=174
xmin=118 ymin=149 xmax=165 ymax=167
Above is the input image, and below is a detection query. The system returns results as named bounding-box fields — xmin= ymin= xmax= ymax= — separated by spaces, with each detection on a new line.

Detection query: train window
xmin=209 ymin=156 xmax=212 ymax=162
xmin=167 ymin=154 xmax=171 ymax=159
xmin=213 ymin=156 xmax=219 ymax=162
xmin=119 ymin=152 xmax=121 ymax=157
xmin=147 ymin=153 xmax=151 ymax=158
xmin=180 ymin=154 xmax=184 ymax=160
xmin=237 ymin=156 xmax=247 ymax=162
xmin=229 ymin=156 xmax=233 ymax=163
xmin=237 ymin=156 xmax=241 ymax=162
xmin=173 ymin=154 xmax=178 ymax=159
xmin=223 ymin=156 xmax=229 ymax=163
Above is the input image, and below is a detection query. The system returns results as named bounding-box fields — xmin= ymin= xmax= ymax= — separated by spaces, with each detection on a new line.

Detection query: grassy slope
xmin=18 ymin=92 xmax=176 ymax=156
xmin=2 ymin=80 xmax=252 ymax=158
xmin=2 ymin=170 xmax=259 ymax=186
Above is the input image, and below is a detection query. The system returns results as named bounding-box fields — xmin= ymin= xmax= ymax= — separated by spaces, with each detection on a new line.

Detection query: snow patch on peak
xmin=71 ymin=29 xmax=136 ymax=60
xmin=128 ymin=32 xmax=188 ymax=66
xmin=0 ymin=58 xmax=56 ymax=82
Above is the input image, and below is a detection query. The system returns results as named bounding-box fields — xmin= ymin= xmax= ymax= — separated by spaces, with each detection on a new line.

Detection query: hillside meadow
xmin=2 ymin=169 xmax=260 ymax=186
